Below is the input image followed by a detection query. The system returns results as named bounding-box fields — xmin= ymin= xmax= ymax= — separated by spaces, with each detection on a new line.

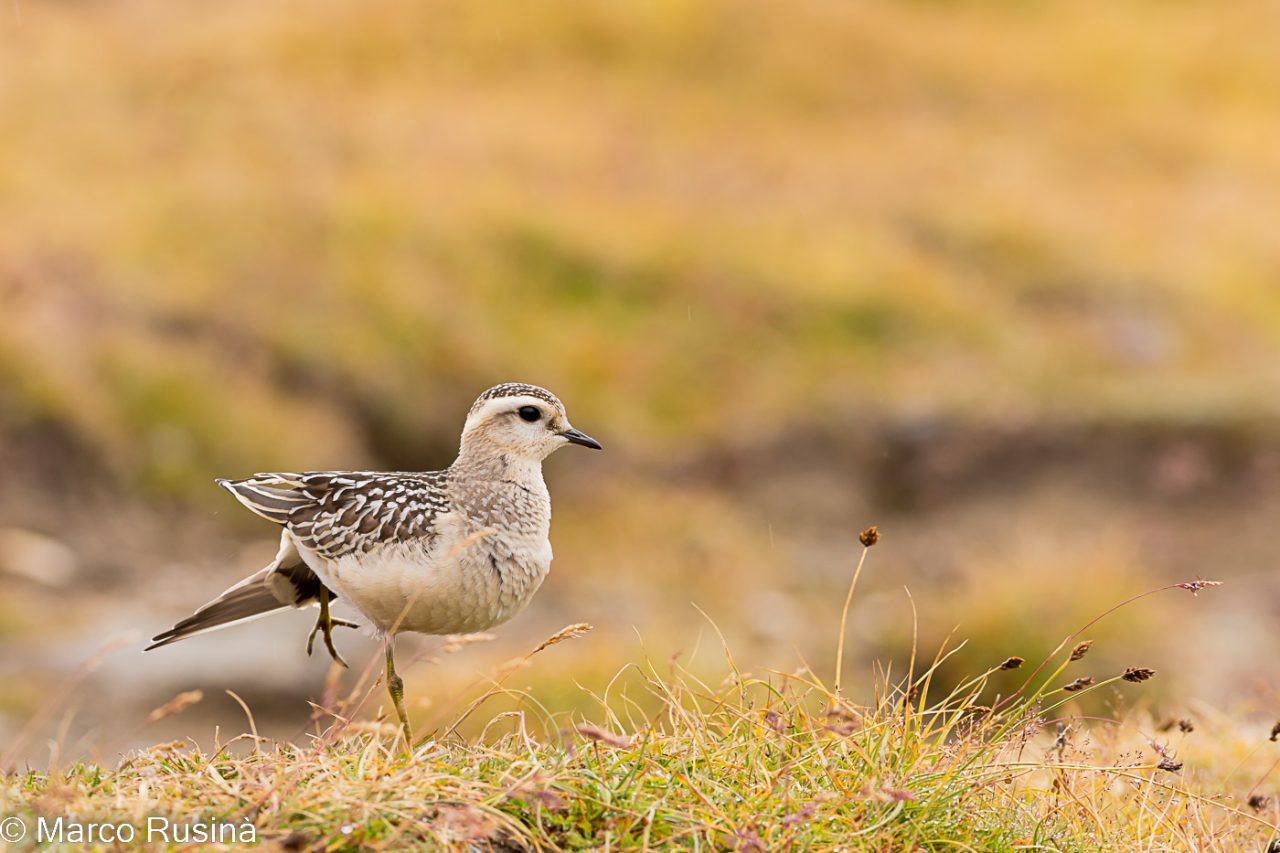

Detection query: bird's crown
xmin=468 ymin=383 xmax=565 ymax=417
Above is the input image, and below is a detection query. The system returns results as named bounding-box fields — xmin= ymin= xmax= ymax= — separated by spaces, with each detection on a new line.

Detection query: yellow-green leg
xmin=306 ymin=589 xmax=358 ymax=667
xmin=385 ymin=637 xmax=413 ymax=747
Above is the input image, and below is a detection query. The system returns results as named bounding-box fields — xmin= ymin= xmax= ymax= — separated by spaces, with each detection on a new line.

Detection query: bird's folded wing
xmin=216 ymin=475 xmax=312 ymax=524
xmin=218 ymin=471 xmax=450 ymax=559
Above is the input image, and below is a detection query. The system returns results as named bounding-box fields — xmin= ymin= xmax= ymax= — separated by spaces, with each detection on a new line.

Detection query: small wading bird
xmin=147 ymin=383 xmax=601 ymax=743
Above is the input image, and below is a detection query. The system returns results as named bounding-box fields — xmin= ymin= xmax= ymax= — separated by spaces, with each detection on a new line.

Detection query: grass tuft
xmin=3 ymin=553 xmax=1276 ymax=851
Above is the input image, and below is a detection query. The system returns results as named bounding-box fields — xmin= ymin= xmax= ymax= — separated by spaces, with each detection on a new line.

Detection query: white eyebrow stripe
xmin=464 ymin=395 xmax=558 ymax=429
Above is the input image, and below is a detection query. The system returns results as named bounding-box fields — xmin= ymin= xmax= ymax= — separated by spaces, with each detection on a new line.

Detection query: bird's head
xmin=460 ymin=383 xmax=602 ymax=462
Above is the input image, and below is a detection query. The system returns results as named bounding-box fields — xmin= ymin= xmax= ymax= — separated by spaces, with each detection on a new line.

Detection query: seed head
xmin=999 ymin=656 xmax=1025 ymax=671
xmin=1249 ymin=794 xmax=1271 ymax=812
xmin=1157 ymin=758 xmax=1183 ymax=772
xmin=859 ymin=526 xmax=880 ymax=547
xmin=575 ymin=724 xmax=633 ymax=749
xmin=824 ymin=707 xmax=860 ymax=737
xmin=1122 ymin=667 xmax=1156 ymax=683
xmin=1176 ymin=580 xmax=1222 ymax=595
xmin=1157 ymin=718 xmax=1181 ymax=732
xmin=1070 ymin=641 xmax=1093 ymax=662
xmin=732 ymin=825 xmax=766 ymax=853
xmin=1063 ymin=677 xmax=1094 ymax=692
xmin=1178 ymin=719 xmax=1195 ymax=733
xmin=781 ymin=802 xmax=817 ymax=828
xmin=531 ymin=623 xmax=593 ymax=654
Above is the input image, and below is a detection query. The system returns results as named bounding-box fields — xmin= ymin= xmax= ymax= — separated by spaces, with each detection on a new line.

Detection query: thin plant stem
xmin=834 ymin=544 xmax=871 ymax=696
xmin=994 ymin=582 xmax=1215 ymax=712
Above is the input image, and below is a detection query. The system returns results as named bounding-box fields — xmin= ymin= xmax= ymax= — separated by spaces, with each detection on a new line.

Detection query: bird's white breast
xmin=290 ymin=509 xmax=553 ymax=635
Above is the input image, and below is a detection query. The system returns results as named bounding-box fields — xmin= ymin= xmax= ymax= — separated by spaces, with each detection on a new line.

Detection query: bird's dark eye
xmin=518 ymin=406 xmax=542 ymax=422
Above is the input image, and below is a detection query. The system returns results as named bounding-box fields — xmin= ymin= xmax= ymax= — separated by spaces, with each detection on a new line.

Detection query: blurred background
xmin=3 ymin=0 xmax=1280 ymax=762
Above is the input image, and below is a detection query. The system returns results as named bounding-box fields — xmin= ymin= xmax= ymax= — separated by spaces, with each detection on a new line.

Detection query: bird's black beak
xmin=560 ymin=428 xmax=603 ymax=450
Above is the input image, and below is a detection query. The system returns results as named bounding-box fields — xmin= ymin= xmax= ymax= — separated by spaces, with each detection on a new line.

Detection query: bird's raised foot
xmin=305 ymin=611 xmax=358 ymax=667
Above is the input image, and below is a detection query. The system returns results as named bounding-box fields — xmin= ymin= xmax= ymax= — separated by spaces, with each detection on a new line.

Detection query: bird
xmin=146 ymin=382 xmax=602 ymax=743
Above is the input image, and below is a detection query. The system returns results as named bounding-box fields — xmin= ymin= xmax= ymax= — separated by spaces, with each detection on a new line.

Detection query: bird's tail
xmin=146 ymin=533 xmax=322 ymax=650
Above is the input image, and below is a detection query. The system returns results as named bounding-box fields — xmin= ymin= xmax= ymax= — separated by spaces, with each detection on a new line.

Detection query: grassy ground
xmin=5 ymin=541 xmax=1277 ymax=851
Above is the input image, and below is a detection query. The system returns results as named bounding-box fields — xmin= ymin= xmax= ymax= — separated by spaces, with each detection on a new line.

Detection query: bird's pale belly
xmin=300 ymin=533 xmax=553 ymax=635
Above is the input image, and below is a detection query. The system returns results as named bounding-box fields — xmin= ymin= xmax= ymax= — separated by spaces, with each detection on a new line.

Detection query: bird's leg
xmin=305 ymin=588 xmax=357 ymax=667
xmin=385 ymin=637 xmax=413 ymax=748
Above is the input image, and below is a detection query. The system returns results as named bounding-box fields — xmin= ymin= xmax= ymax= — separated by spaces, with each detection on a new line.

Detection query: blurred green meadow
xmin=2 ymin=0 xmax=1280 ymax=760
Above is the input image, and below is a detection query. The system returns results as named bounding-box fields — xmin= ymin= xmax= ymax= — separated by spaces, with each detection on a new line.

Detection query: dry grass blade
xmin=834 ymin=531 xmax=875 ymax=695
xmin=443 ymin=623 xmax=596 ymax=740
xmin=0 ymin=632 xmax=136 ymax=768
xmin=442 ymin=633 xmax=498 ymax=653
xmin=531 ymin=623 xmax=594 ymax=655
xmin=146 ymin=689 xmax=203 ymax=723
xmin=224 ymin=690 xmax=260 ymax=751
xmin=445 ymin=528 xmax=498 ymax=560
